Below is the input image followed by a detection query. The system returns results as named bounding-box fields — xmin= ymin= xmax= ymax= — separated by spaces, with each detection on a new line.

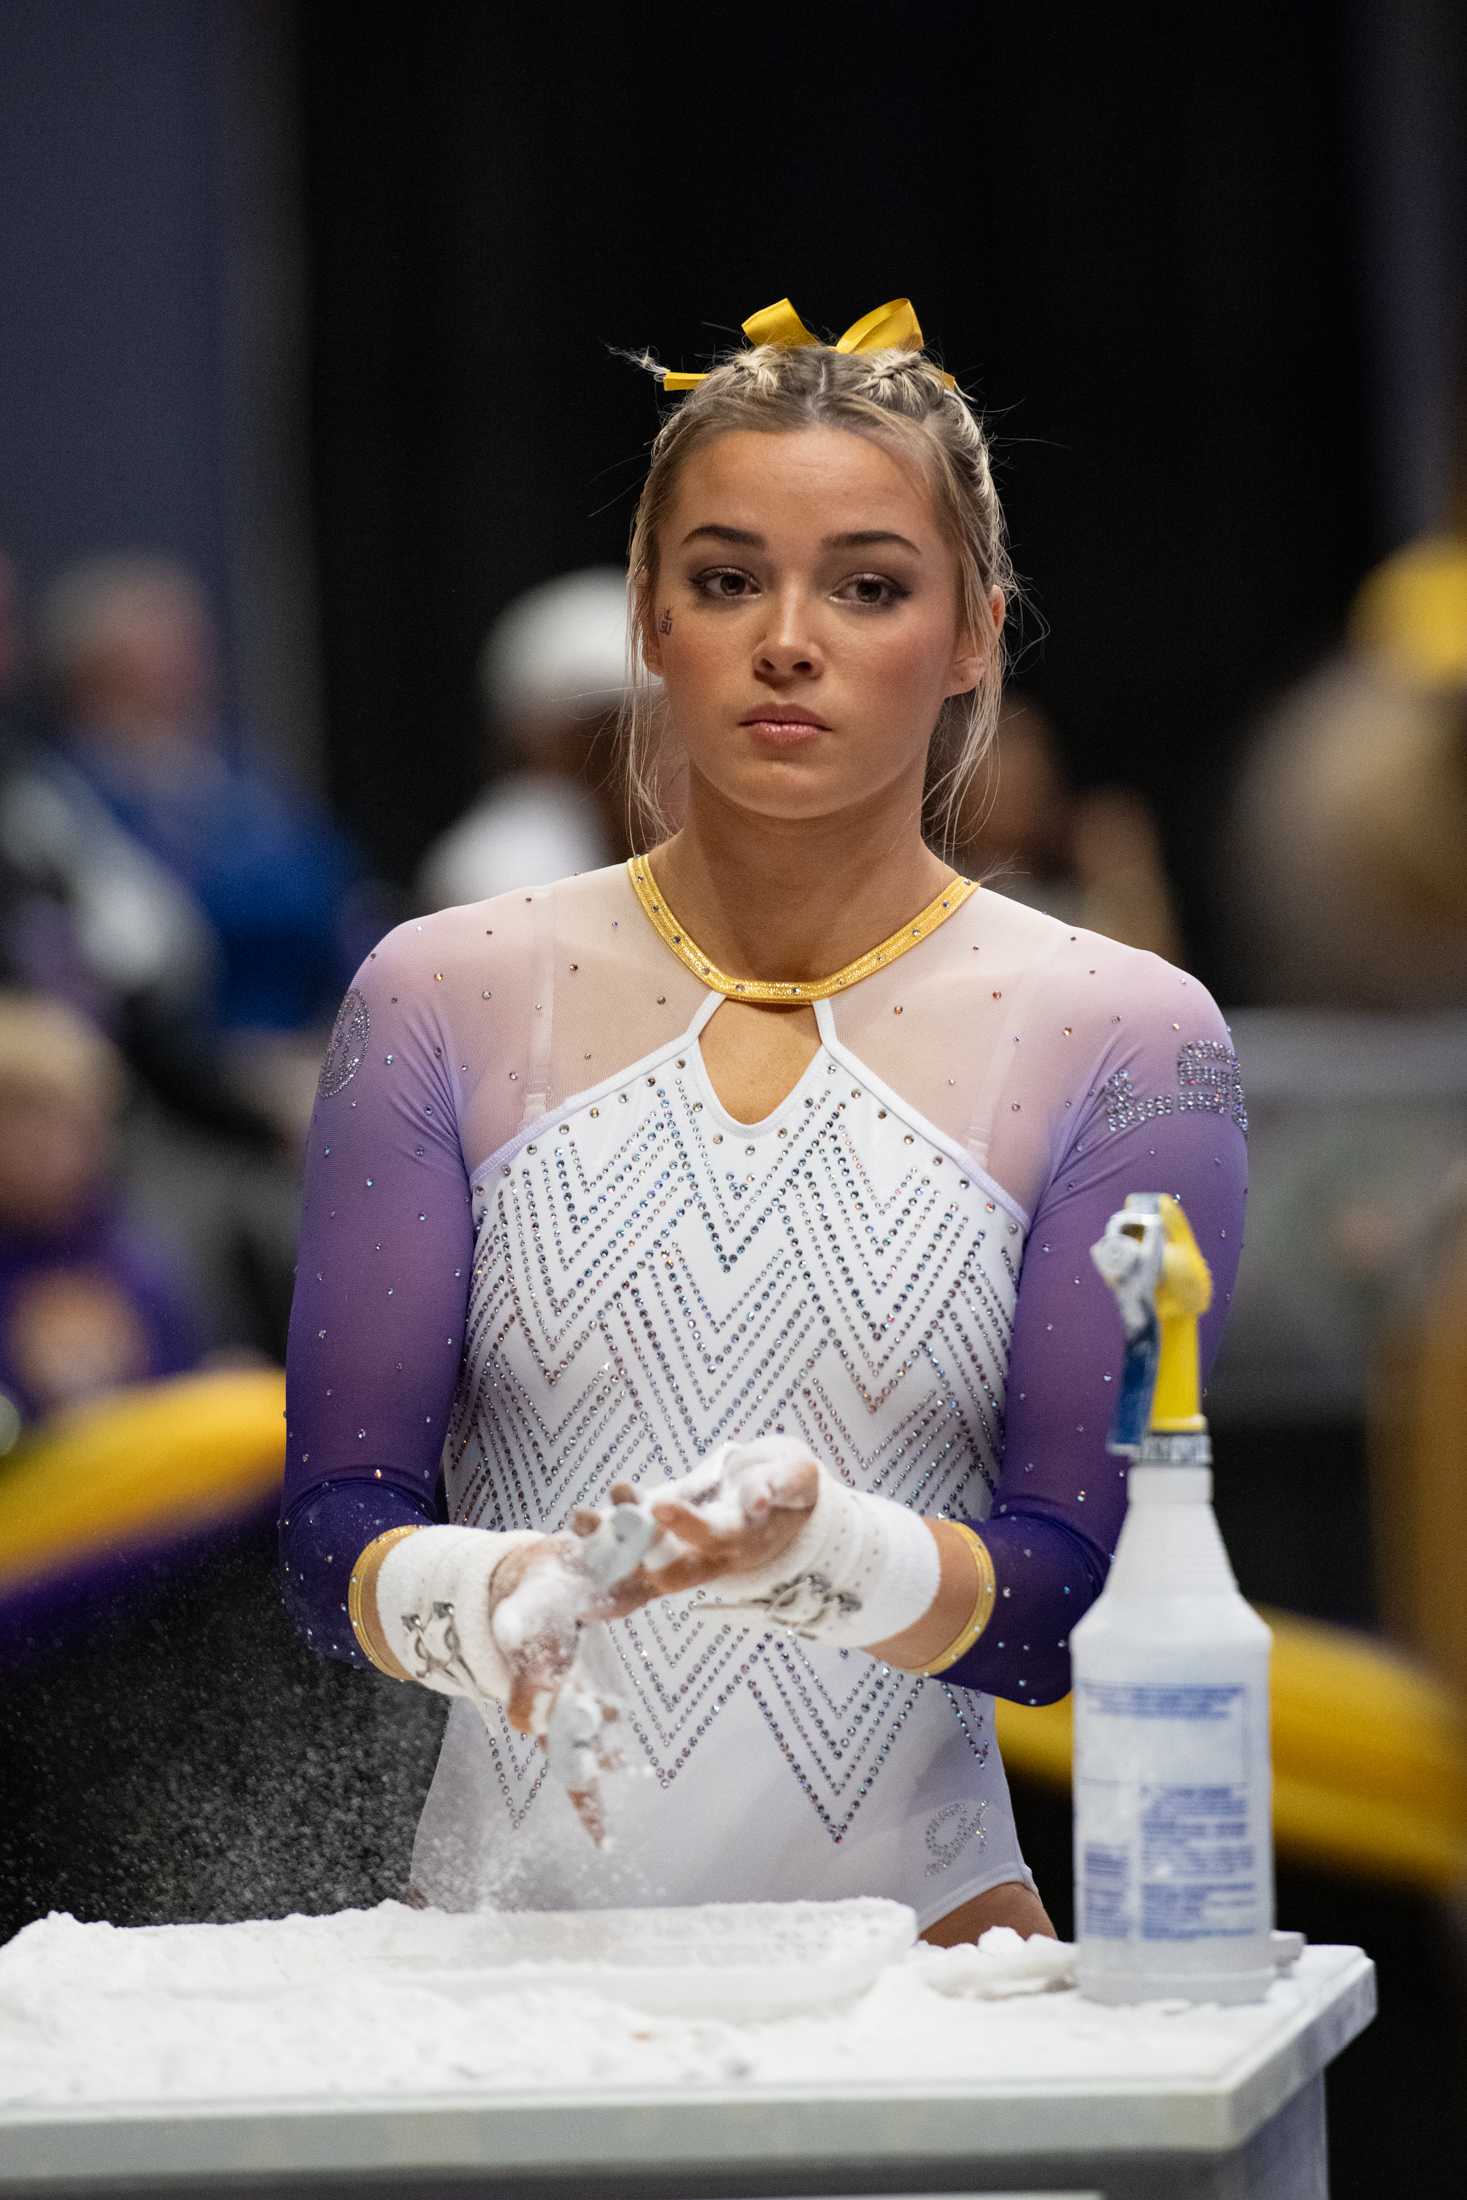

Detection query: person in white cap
xmin=417 ymin=568 xmax=638 ymax=908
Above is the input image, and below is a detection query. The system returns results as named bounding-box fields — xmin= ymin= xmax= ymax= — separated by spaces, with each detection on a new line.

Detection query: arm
xmin=603 ymin=968 xmax=1247 ymax=1700
xmin=278 ymin=926 xmax=473 ymax=1665
xmin=935 ymin=972 xmax=1247 ymax=1701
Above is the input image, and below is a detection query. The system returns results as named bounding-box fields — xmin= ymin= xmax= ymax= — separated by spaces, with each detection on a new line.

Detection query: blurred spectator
xmin=0 ymin=992 xmax=201 ymax=1436
xmin=1220 ymin=534 xmax=1467 ymax=1011
xmin=0 ymin=545 xmax=288 ymax=1151
xmin=35 ymin=552 xmax=371 ymax=1035
xmin=0 ymin=548 xmax=316 ymax=1360
xmin=948 ymin=693 xmax=1184 ymax=959
xmin=1201 ymin=537 xmax=1467 ymax=1622
xmin=417 ymin=567 xmax=632 ymax=907
xmin=0 ymin=547 xmax=216 ymax=1027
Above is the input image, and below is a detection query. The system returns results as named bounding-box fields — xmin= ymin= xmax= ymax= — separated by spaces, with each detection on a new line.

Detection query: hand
xmin=487 ymin=1437 xmax=823 ymax=1838
xmin=488 ymin=1534 xmax=591 ymax=1728
xmin=487 ymin=1536 xmax=623 ymax=1843
xmin=542 ymin=1681 xmax=623 ymax=1847
xmin=569 ymin=1437 xmax=823 ymax=1618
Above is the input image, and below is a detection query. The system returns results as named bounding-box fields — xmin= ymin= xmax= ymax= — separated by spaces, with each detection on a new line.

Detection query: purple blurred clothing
xmin=58 ymin=728 xmax=368 ymax=1033
xmin=280 ymin=864 xmax=1245 ymax=1707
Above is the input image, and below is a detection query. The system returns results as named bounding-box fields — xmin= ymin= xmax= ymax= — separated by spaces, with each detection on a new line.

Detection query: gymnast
xmin=279 ymin=297 xmax=1246 ymax=1942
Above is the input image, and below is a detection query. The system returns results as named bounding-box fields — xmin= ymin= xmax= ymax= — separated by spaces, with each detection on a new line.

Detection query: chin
xmin=725 ymin=769 xmax=851 ymax=822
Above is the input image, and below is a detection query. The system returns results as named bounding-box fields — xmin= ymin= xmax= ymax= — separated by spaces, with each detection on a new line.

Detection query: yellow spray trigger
xmin=1151 ymin=1194 xmax=1213 ymax=1431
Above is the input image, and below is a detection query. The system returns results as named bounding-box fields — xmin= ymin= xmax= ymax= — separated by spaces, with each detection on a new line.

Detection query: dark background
xmin=297 ymin=2 xmax=1385 ymax=977
xmin=10 ymin=0 xmax=1459 ymax=980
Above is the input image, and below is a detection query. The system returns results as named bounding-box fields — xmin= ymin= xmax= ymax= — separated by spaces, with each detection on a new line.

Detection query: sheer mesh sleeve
xmin=941 ymin=960 xmax=1248 ymax=1704
xmin=279 ymin=921 xmax=475 ymax=1664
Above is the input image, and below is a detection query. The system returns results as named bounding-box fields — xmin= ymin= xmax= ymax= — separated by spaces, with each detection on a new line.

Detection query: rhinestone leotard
xmin=281 ymin=862 xmax=1246 ymax=1921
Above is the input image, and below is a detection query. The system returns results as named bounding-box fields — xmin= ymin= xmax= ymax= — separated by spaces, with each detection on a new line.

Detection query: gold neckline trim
xmin=625 ymin=857 xmax=978 ymax=1003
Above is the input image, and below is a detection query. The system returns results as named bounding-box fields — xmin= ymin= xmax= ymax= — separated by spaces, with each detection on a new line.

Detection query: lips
xmin=743 ymin=720 xmax=826 ymax=753
xmin=739 ymin=709 xmax=830 ymax=730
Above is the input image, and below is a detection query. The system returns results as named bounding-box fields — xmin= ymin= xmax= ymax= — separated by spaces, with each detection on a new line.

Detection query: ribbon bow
xmin=661 ymin=297 xmax=957 ymax=392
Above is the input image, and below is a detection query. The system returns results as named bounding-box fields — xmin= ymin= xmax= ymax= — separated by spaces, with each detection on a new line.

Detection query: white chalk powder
xmin=0 ymin=1902 xmax=1318 ymax=2111
xmin=492 ymin=1550 xmax=589 ymax=1656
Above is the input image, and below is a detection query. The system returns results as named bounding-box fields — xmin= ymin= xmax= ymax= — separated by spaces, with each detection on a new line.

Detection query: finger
xmin=649 ymin=1496 xmax=786 ymax=1560
xmin=568 ymin=1784 xmax=605 ymax=1846
xmin=488 ymin=1545 xmax=533 ymax=1601
xmin=635 ymin=1547 xmax=729 ymax=1595
xmin=506 ymin=1667 xmax=540 ymax=1735
xmin=582 ymin=1531 xmax=686 ymax=1618
xmin=649 ymin=1499 xmax=728 ymax=1556
xmin=769 ymin=1458 xmax=822 ymax=1510
xmin=595 ymin=1549 xmax=727 ymax=1617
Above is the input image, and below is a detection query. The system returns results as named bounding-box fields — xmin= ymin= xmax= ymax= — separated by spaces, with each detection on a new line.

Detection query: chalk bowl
xmin=373 ymin=1896 xmax=918 ymax=2019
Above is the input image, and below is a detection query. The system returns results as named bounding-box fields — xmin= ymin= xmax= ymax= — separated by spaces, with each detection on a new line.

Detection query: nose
xmin=754 ymin=589 xmax=823 ymax=680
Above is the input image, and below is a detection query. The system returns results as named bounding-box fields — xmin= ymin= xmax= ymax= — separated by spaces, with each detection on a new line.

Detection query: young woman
xmin=280 ymin=298 xmax=1246 ymax=1943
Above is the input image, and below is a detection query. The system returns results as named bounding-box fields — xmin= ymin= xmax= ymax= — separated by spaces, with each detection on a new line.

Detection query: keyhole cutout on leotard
xmin=697 ymin=998 xmax=821 ymax=1125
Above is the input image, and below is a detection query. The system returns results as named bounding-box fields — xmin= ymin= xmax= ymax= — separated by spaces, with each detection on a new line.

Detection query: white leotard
xmin=416 ymin=986 xmax=1029 ymax=1920
xmin=281 ymin=859 xmax=1246 ymax=1923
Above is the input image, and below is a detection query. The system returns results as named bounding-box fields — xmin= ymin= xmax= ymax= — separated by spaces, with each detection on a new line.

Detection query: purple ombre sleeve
xmin=944 ymin=978 xmax=1248 ymax=1704
xmin=279 ymin=925 xmax=475 ymax=1664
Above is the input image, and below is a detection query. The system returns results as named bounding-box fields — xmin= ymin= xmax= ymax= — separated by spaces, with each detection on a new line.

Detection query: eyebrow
xmin=678 ymin=524 xmax=923 ymax=556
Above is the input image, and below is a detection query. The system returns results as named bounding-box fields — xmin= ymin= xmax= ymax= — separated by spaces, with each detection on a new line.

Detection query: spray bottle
xmin=1071 ymin=1194 xmax=1276 ymax=2004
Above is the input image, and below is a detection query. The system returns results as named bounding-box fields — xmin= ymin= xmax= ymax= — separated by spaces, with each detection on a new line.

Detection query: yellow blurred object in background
xmin=1350 ymin=533 xmax=1467 ymax=689
xmin=0 ymin=1368 xmax=285 ymax=1596
xmin=999 ymin=1605 xmax=1467 ymax=1895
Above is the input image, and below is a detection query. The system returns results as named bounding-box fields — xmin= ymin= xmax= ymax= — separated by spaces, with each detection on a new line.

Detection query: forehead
xmin=667 ymin=425 xmax=938 ymax=543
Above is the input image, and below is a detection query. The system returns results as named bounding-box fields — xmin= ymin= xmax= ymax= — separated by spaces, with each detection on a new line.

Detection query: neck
xmin=648 ymin=776 xmax=957 ymax=984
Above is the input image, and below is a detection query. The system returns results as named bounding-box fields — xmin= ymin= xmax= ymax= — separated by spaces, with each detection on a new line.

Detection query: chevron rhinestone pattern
xmin=443 ymin=1043 xmax=1020 ymax=1848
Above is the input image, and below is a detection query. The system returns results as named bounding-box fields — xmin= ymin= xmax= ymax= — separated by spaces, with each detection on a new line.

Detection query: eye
xmin=837 ymin=573 xmax=909 ymax=609
xmin=691 ymin=566 xmax=758 ymax=601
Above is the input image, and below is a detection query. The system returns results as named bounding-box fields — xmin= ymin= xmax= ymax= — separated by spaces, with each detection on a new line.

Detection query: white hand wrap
xmin=374 ymin=1525 xmax=541 ymax=1705
xmin=654 ymin=1436 xmax=941 ymax=1649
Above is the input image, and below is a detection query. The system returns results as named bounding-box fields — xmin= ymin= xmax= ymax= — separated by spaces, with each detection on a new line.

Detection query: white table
xmin=0 ymin=1945 xmax=1374 ymax=2199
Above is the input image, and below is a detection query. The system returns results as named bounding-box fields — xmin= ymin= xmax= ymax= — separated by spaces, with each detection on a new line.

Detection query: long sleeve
xmin=279 ymin=923 xmax=476 ymax=1664
xmin=942 ymin=962 xmax=1248 ymax=1703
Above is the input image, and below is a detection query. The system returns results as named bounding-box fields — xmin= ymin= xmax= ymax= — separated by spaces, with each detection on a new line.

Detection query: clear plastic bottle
xmin=1072 ymin=1196 xmax=1276 ymax=2005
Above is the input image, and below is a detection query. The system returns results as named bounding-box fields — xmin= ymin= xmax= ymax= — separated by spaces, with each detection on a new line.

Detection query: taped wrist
xmin=374 ymin=1525 xmax=541 ymax=1704
xmin=707 ymin=1466 xmax=940 ymax=1649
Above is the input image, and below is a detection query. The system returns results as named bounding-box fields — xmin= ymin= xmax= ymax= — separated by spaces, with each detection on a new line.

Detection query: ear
xmin=946 ymin=586 xmax=1004 ymax=699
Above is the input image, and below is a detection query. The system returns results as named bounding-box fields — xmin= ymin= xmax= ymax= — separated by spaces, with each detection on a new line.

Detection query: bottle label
xmin=1076 ymin=1681 xmax=1265 ymax=1943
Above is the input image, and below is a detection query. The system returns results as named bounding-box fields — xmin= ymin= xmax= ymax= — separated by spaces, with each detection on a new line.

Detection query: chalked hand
xmin=581 ymin=1437 xmax=942 ymax=1651
xmin=488 ymin=1534 xmax=629 ymax=1844
xmin=566 ymin=1438 xmax=821 ymax=1615
xmin=644 ymin=1436 xmax=822 ymax=1573
xmin=369 ymin=1523 xmax=630 ymax=1845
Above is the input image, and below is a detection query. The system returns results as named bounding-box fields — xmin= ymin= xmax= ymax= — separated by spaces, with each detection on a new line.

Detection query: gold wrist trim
xmin=917 ymin=1522 xmax=997 ymax=1677
xmin=347 ymin=1525 xmax=423 ymax=1680
xmin=626 ymin=857 xmax=978 ymax=1003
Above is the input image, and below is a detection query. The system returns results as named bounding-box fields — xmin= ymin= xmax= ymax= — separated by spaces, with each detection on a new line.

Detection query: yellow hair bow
xmin=661 ymin=296 xmax=957 ymax=393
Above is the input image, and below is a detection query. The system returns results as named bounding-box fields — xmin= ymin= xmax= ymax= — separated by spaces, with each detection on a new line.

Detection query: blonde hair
xmin=618 ymin=337 xmax=1017 ymax=858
